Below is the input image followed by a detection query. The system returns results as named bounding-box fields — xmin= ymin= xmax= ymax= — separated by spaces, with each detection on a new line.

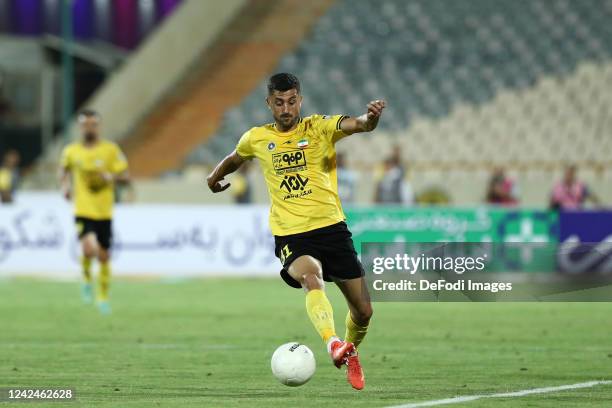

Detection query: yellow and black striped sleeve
xmin=317 ymin=114 xmax=349 ymax=143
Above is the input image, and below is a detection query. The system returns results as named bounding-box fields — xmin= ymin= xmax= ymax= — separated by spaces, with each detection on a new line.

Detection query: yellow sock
xmin=345 ymin=311 xmax=369 ymax=348
xmin=81 ymin=256 xmax=92 ymax=283
xmin=305 ymin=289 xmax=336 ymax=343
xmin=98 ymin=261 xmax=111 ymax=301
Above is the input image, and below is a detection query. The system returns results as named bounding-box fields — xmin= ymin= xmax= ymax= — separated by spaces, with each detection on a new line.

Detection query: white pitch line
xmin=386 ymin=380 xmax=612 ymax=408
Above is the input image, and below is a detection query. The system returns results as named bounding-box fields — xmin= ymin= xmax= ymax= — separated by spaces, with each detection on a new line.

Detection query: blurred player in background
xmin=59 ymin=109 xmax=130 ymax=314
xmin=231 ymin=161 xmax=252 ymax=204
xmin=0 ymin=149 xmax=20 ymax=203
xmin=207 ymin=73 xmax=385 ymax=390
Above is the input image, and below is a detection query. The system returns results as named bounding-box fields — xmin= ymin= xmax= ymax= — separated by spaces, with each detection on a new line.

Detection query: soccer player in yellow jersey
xmin=59 ymin=109 xmax=130 ymax=314
xmin=207 ymin=73 xmax=385 ymax=390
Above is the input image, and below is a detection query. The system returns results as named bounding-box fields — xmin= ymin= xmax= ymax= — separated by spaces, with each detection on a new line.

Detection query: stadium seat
xmin=187 ymin=0 xmax=612 ymax=205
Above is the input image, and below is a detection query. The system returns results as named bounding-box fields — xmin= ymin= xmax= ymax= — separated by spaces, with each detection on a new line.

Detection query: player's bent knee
xmin=81 ymin=234 xmax=99 ymax=258
xmin=288 ymin=255 xmax=324 ymax=290
xmin=82 ymin=243 xmax=97 ymax=258
xmin=98 ymin=251 xmax=110 ymax=263
xmin=302 ymin=272 xmax=324 ymax=291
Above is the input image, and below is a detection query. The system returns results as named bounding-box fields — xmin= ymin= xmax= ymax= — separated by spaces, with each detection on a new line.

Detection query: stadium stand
xmin=187 ymin=0 xmax=612 ymax=205
xmin=35 ymin=0 xmax=246 ymax=173
xmin=122 ymin=0 xmax=335 ymax=177
xmin=9 ymin=0 xmax=611 ymax=205
xmin=194 ymin=0 xmax=612 ymax=158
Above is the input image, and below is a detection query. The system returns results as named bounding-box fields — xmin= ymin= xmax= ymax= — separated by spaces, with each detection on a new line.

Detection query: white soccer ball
xmin=271 ymin=342 xmax=316 ymax=386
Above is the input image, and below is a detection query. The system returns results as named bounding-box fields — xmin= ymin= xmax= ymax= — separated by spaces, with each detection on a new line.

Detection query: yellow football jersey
xmin=0 ymin=168 xmax=11 ymax=192
xmin=60 ymin=140 xmax=128 ymax=220
xmin=236 ymin=114 xmax=349 ymax=236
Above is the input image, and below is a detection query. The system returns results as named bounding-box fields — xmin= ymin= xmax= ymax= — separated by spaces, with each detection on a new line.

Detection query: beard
xmin=84 ymin=132 xmax=97 ymax=143
xmin=277 ymin=114 xmax=296 ymax=130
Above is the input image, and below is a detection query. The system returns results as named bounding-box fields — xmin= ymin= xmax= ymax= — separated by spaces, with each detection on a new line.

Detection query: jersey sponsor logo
xmin=280 ymin=173 xmax=312 ymax=200
xmin=267 ymin=142 xmax=276 ymax=151
xmin=272 ymin=149 xmax=307 ymax=175
xmin=280 ymin=173 xmax=309 ymax=193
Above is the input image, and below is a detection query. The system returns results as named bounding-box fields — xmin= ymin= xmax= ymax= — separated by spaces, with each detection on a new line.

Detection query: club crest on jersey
xmin=267 ymin=142 xmax=276 ymax=151
xmin=297 ymin=139 xmax=309 ymax=149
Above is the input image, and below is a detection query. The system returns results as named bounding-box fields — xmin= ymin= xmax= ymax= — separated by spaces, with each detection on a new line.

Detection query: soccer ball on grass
xmin=271 ymin=342 xmax=316 ymax=386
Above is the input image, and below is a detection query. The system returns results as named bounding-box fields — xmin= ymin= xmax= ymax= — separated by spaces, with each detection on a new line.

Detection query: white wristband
xmin=357 ymin=113 xmax=369 ymax=123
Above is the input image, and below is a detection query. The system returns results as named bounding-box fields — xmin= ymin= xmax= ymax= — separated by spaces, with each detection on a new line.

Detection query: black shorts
xmin=274 ymin=221 xmax=365 ymax=289
xmin=75 ymin=217 xmax=113 ymax=249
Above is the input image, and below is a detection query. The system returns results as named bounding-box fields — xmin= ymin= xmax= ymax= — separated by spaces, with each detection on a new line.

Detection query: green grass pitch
xmin=1 ymin=278 xmax=611 ymax=407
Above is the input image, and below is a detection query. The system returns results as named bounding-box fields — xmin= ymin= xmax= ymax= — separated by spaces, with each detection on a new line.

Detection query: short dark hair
xmin=267 ymin=73 xmax=300 ymax=95
xmin=78 ymin=109 xmax=99 ymax=121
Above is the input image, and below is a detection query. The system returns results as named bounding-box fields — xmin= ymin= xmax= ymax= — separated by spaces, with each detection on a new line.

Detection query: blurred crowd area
xmin=0 ymin=0 xmax=611 ymax=208
xmin=335 ymin=145 xmax=601 ymax=210
xmin=0 ymin=143 xmax=602 ymax=211
xmin=214 ymin=147 xmax=602 ymax=210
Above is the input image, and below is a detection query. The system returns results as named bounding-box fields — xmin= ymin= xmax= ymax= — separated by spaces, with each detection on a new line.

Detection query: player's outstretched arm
xmin=206 ymin=150 xmax=245 ymax=193
xmin=340 ymin=99 xmax=386 ymax=135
